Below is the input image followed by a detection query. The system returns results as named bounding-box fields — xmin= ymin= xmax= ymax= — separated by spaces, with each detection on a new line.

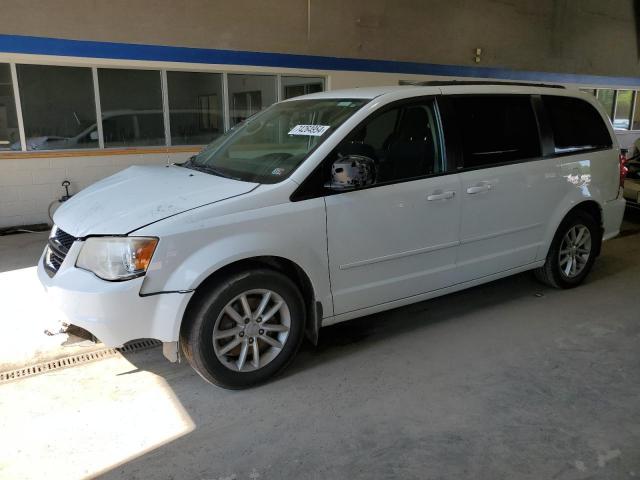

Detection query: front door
xmin=324 ymin=98 xmax=462 ymax=315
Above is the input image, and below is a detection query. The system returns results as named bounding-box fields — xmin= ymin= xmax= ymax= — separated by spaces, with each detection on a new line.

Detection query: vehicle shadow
xmin=118 ymin=212 xmax=640 ymax=390
xmin=103 ymin=214 xmax=640 ymax=479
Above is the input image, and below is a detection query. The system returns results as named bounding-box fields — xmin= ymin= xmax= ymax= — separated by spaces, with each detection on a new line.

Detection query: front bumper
xmin=37 ymin=241 xmax=193 ymax=348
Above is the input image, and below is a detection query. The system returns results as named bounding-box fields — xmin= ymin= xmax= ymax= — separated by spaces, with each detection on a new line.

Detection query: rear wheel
xmin=534 ymin=211 xmax=600 ymax=289
xmin=180 ymin=269 xmax=305 ymax=389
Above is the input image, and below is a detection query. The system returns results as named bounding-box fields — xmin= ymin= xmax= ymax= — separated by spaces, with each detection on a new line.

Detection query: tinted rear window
xmin=450 ymin=95 xmax=541 ymax=168
xmin=542 ymin=95 xmax=612 ymax=154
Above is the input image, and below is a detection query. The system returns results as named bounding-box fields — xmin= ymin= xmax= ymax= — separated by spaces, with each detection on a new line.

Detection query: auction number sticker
xmin=288 ymin=124 xmax=330 ymax=136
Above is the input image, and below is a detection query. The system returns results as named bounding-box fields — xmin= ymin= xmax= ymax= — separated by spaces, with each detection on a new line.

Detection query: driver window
xmin=336 ymin=100 xmax=443 ymax=184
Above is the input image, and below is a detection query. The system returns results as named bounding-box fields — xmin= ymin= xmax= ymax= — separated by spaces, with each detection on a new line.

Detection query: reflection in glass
xmin=98 ymin=68 xmax=164 ymax=147
xmin=17 ymin=64 xmax=97 ymax=151
xmin=0 ymin=64 xmax=19 ymax=150
xmin=190 ymin=99 xmax=367 ymax=184
xmin=281 ymin=76 xmax=324 ymax=100
xmin=167 ymin=72 xmax=224 ymax=145
xmin=596 ymin=89 xmax=615 ymax=119
xmin=633 ymin=93 xmax=640 ymax=131
xmin=227 ymin=74 xmax=277 ymax=127
xmin=614 ymin=90 xmax=633 ymax=130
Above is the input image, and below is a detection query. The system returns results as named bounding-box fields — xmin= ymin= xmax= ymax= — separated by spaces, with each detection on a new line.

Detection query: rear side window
xmin=542 ymin=96 xmax=612 ymax=154
xmin=450 ymin=95 xmax=541 ymax=168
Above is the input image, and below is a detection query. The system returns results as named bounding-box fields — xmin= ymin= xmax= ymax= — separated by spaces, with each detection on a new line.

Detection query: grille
xmin=44 ymin=226 xmax=77 ymax=277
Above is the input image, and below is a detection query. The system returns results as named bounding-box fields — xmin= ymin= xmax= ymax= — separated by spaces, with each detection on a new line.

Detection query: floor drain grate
xmin=0 ymin=339 xmax=161 ymax=384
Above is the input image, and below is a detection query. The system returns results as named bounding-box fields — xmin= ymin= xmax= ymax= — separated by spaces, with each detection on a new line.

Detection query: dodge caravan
xmin=38 ymin=83 xmax=627 ymax=388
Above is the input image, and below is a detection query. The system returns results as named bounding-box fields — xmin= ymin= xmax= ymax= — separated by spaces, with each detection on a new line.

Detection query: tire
xmin=534 ymin=210 xmax=601 ymax=289
xmin=180 ymin=268 xmax=306 ymax=389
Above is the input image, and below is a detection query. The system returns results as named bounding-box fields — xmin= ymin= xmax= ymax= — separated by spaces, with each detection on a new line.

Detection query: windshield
xmin=188 ymin=98 xmax=368 ymax=183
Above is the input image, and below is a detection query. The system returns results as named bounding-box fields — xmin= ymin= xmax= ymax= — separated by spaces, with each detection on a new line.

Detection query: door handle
xmin=466 ymin=184 xmax=492 ymax=194
xmin=427 ymin=190 xmax=456 ymax=201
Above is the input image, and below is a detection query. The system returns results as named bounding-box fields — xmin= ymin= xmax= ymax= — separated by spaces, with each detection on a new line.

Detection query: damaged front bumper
xmin=37 ymin=242 xmax=192 ymax=361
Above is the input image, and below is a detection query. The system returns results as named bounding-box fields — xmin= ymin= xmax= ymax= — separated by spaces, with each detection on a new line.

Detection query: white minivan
xmin=38 ymin=82 xmax=627 ymax=388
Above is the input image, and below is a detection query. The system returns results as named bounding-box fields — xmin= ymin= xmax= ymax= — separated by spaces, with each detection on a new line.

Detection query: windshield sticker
xmin=288 ymin=124 xmax=330 ymax=136
xmin=271 ymin=167 xmax=286 ymax=176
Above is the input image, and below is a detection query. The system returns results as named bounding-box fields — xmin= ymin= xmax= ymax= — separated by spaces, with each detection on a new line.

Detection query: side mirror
xmin=89 ymin=131 xmax=99 ymax=141
xmin=325 ymin=154 xmax=376 ymax=191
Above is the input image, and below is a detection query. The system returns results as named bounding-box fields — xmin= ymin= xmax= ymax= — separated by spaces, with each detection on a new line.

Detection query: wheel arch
xmin=181 ymin=255 xmax=322 ymax=345
xmin=541 ymin=199 xmax=604 ymax=261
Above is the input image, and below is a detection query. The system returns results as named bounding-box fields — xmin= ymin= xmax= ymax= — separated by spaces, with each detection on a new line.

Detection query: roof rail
xmin=402 ymin=80 xmax=566 ymax=89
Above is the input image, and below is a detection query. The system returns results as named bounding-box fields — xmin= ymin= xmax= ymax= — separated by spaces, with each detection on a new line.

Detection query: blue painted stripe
xmin=0 ymin=33 xmax=638 ymax=87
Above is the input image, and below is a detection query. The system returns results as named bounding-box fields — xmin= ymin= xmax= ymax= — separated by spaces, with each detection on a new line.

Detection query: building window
xmin=632 ymin=93 xmax=640 ymax=131
xmin=17 ymin=64 xmax=97 ymax=151
xmin=98 ymin=68 xmax=165 ymax=147
xmin=0 ymin=64 xmax=19 ymax=150
xmin=596 ymin=89 xmax=615 ymax=118
xmin=281 ymin=76 xmax=324 ymax=100
xmin=166 ymin=71 xmax=224 ymax=146
xmin=227 ymin=74 xmax=277 ymax=127
xmin=614 ymin=90 xmax=633 ymax=130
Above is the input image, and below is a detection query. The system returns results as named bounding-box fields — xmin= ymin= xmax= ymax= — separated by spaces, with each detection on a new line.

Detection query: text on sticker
xmin=288 ymin=125 xmax=331 ymax=136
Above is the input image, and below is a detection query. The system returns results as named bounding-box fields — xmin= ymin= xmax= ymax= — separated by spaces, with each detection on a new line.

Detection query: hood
xmin=54 ymin=165 xmax=258 ymax=237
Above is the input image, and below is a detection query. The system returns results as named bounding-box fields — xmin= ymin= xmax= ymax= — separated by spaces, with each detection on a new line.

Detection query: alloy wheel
xmin=558 ymin=224 xmax=592 ymax=279
xmin=212 ymin=289 xmax=291 ymax=372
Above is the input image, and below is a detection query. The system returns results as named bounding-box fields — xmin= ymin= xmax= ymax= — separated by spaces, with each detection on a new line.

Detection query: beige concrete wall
xmin=1 ymin=0 xmax=638 ymax=78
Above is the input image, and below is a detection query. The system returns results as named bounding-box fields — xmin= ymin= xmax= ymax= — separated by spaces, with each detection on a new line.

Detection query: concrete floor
xmin=0 ymin=213 xmax=639 ymax=479
xmin=0 ymin=231 xmax=101 ymax=370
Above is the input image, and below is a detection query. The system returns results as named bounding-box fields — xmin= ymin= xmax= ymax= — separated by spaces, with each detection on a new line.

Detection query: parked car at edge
xmin=624 ymin=157 xmax=640 ymax=208
xmin=38 ymin=83 xmax=626 ymax=388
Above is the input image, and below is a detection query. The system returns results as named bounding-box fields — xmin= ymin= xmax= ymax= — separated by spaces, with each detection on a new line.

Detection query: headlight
xmin=76 ymin=237 xmax=158 ymax=281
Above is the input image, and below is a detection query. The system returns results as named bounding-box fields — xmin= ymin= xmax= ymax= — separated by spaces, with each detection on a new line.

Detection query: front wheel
xmin=534 ymin=211 xmax=600 ymax=289
xmin=180 ymin=269 xmax=306 ymax=389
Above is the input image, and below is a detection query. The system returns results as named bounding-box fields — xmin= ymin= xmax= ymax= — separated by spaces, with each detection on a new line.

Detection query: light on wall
xmin=474 ymin=48 xmax=482 ymax=63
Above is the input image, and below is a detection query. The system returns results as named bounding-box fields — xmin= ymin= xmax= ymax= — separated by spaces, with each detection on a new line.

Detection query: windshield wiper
xmin=186 ymin=163 xmax=244 ymax=181
xmin=190 ymin=164 xmax=227 ymax=177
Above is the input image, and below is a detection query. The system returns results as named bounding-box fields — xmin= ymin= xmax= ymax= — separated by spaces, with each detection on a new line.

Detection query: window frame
xmin=613 ymin=89 xmax=634 ymax=131
xmin=0 ymin=60 xmax=328 ymax=154
xmin=16 ymin=63 xmax=101 ymax=152
xmin=291 ymin=95 xmax=452 ymax=202
xmin=438 ymin=93 xmax=545 ymax=173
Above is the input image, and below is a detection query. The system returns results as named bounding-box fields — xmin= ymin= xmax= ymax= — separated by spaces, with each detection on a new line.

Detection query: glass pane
xmin=339 ymin=100 xmax=443 ymax=182
xmin=17 ymin=64 xmax=96 ymax=151
xmin=98 ymin=68 xmax=164 ymax=147
xmin=633 ymin=93 xmax=640 ymax=130
xmin=542 ymin=96 xmax=612 ymax=153
xmin=191 ymin=98 xmax=367 ymax=183
xmin=596 ymin=89 xmax=615 ymax=118
xmin=451 ymin=95 xmax=541 ymax=167
xmin=281 ymin=76 xmax=325 ymax=100
xmin=0 ymin=64 xmax=19 ymax=150
xmin=614 ymin=90 xmax=633 ymax=130
xmin=166 ymin=71 xmax=223 ymax=146
xmin=227 ymin=74 xmax=276 ymax=127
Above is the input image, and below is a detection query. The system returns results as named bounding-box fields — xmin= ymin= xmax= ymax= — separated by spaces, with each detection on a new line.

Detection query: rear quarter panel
xmin=537 ymin=148 xmax=620 ymax=260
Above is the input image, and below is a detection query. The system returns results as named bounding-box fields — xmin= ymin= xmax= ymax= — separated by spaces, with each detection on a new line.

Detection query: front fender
xmin=136 ymin=196 xmax=332 ymax=335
